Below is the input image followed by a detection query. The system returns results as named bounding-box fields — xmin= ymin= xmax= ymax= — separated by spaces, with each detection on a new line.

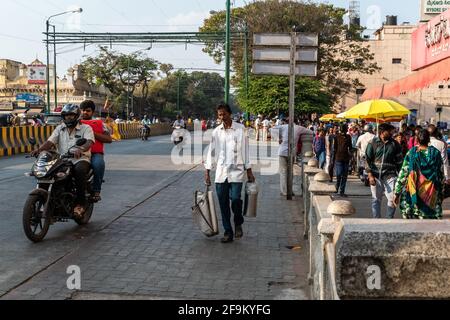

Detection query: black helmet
xmin=61 ymin=104 xmax=80 ymax=128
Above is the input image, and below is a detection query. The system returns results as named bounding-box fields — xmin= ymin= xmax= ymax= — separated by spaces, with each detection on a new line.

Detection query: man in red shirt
xmin=80 ymin=100 xmax=112 ymax=202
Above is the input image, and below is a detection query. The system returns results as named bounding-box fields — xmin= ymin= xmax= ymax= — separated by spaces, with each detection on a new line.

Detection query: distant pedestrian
xmin=428 ymin=124 xmax=449 ymax=182
xmin=333 ymin=124 xmax=353 ymax=197
xmin=325 ymin=126 xmax=337 ymax=182
xmin=313 ymin=129 xmax=326 ymax=169
xmin=394 ymin=129 xmax=445 ymax=219
xmin=274 ymin=120 xmax=312 ymax=196
xmin=262 ymin=117 xmax=270 ymax=142
xmin=254 ymin=116 xmax=262 ymax=141
xmin=393 ymin=132 xmax=408 ymax=158
xmin=407 ymin=125 xmax=422 ymax=150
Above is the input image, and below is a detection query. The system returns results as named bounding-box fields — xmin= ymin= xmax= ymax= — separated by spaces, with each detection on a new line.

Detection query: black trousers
xmin=73 ymin=161 xmax=90 ymax=206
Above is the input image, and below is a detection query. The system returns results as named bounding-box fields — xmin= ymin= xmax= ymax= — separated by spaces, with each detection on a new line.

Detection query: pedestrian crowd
xmin=307 ymin=120 xmax=449 ymax=220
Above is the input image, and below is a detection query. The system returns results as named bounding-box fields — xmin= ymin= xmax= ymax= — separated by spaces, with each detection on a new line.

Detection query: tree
xmin=80 ymin=47 xmax=159 ymax=114
xmin=200 ymin=0 xmax=380 ymax=109
xmin=147 ymin=71 xmax=225 ymax=118
xmin=237 ymin=75 xmax=332 ymax=117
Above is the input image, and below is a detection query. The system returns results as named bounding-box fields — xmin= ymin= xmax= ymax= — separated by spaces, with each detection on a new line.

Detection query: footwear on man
xmin=221 ymin=233 xmax=234 ymax=243
xmin=235 ymin=225 xmax=243 ymax=239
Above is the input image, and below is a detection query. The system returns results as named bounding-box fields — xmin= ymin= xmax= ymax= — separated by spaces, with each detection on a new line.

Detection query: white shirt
xmin=430 ymin=137 xmax=449 ymax=179
xmin=356 ymin=132 xmax=375 ymax=158
xmin=204 ymin=121 xmax=251 ymax=183
xmin=262 ymin=119 xmax=270 ymax=128
xmin=173 ymin=120 xmax=185 ymax=128
xmin=48 ymin=123 xmax=95 ymax=164
xmin=254 ymin=118 xmax=261 ymax=127
xmin=273 ymin=124 xmax=312 ymax=157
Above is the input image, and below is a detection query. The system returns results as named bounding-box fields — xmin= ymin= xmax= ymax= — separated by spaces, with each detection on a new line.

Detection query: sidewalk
xmin=2 ymin=166 xmax=310 ymax=300
xmin=331 ymin=174 xmax=450 ymax=220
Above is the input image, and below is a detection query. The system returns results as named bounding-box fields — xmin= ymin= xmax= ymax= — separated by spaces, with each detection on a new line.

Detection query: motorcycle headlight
xmin=33 ymin=159 xmax=57 ymax=178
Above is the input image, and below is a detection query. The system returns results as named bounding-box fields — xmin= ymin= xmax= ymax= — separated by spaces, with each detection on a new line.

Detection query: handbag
xmin=191 ymin=186 xmax=219 ymax=237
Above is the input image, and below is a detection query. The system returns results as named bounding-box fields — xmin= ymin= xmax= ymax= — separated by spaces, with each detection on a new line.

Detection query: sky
xmin=0 ymin=0 xmax=420 ymax=78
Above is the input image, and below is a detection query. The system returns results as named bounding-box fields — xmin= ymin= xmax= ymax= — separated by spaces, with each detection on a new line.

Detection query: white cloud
xmin=166 ymin=11 xmax=211 ymax=32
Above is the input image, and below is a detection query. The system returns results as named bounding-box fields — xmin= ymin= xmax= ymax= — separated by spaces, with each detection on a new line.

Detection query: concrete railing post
xmin=307 ymin=179 xmax=336 ymax=286
xmin=318 ymin=200 xmax=355 ymax=300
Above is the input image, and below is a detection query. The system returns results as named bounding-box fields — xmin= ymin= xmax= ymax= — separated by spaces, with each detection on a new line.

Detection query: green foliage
xmin=237 ymin=76 xmax=331 ymax=116
xmin=200 ymin=0 xmax=380 ymax=111
xmin=80 ymin=47 xmax=159 ymax=113
xmin=81 ymin=48 xmax=224 ymax=117
xmin=147 ymin=70 xmax=225 ymax=118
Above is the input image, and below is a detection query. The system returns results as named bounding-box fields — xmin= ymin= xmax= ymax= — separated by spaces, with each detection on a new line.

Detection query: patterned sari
xmin=394 ymin=146 xmax=444 ymax=219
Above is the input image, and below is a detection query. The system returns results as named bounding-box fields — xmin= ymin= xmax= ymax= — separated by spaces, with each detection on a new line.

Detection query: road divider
xmin=0 ymin=123 xmax=191 ymax=157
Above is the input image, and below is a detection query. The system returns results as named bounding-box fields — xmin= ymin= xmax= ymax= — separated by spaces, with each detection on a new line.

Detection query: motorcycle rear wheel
xmin=23 ymin=195 xmax=51 ymax=243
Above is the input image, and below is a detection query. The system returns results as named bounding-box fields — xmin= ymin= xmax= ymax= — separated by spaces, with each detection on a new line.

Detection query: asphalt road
xmin=0 ymin=135 xmax=198 ymax=297
xmin=0 ymin=134 xmax=310 ymax=300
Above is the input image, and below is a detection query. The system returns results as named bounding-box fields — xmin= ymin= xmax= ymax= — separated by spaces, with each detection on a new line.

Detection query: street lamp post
xmin=53 ymin=25 xmax=57 ymax=113
xmin=45 ymin=8 xmax=83 ymax=114
xmin=244 ymin=22 xmax=249 ymax=101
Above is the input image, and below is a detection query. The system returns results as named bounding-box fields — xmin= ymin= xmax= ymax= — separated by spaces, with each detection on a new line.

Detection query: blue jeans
xmin=371 ymin=177 xmax=397 ymax=219
xmin=317 ymin=151 xmax=326 ymax=169
xmin=91 ymin=153 xmax=105 ymax=193
xmin=216 ymin=180 xmax=244 ymax=236
xmin=335 ymin=161 xmax=349 ymax=194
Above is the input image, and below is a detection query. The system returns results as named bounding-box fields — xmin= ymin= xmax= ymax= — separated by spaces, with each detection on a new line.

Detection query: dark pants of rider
xmin=91 ymin=153 xmax=105 ymax=193
xmin=73 ymin=160 xmax=90 ymax=207
xmin=216 ymin=180 xmax=244 ymax=237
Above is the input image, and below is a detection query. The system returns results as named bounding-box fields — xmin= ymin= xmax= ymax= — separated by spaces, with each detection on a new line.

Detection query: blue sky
xmin=0 ymin=0 xmax=420 ymax=78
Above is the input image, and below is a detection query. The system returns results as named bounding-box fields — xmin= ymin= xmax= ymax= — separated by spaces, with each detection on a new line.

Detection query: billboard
xmin=424 ymin=1 xmax=450 ymax=14
xmin=412 ymin=9 xmax=450 ymax=70
xmin=16 ymin=93 xmax=41 ymax=104
xmin=28 ymin=64 xmax=46 ymax=84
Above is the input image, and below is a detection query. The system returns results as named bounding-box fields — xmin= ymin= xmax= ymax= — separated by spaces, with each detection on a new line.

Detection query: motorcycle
xmin=141 ymin=125 xmax=151 ymax=141
xmin=171 ymin=125 xmax=184 ymax=146
xmin=23 ymin=138 xmax=96 ymax=243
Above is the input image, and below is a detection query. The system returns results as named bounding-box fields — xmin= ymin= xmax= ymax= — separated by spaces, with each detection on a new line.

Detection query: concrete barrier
xmin=307 ymin=190 xmax=450 ymax=299
xmin=0 ymin=123 xmax=193 ymax=157
xmin=0 ymin=126 xmax=55 ymax=157
xmin=334 ymin=219 xmax=450 ymax=299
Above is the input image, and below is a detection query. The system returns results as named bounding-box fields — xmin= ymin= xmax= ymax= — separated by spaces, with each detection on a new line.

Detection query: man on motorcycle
xmin=31 ymin=104 xmax=95 ymax=218
xmin=141 ymin=115 xmax=152 ymax=138
xmin=173 ymin=115 xmax=185 ymax=129
xmin=80 ymin=100 xmax=112 ymax=202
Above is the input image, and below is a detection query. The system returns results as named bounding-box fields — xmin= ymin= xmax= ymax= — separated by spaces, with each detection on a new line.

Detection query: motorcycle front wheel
xmin=23 ymin=195 xmax=51 ymax=243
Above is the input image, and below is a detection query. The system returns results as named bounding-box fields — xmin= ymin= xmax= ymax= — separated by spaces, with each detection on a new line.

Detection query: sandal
xmin=73 ymin=205 xmax=86 ymax=219
xmin=92 ymin=192 xmax=102 ymax=203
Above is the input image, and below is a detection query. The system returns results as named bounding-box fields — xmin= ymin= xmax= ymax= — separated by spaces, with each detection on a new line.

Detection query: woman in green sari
xmin=394 ymin=129 xmax=444 ymax=219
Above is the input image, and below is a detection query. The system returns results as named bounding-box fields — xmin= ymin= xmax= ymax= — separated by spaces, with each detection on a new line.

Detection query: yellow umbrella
xmin=339 ymin=99 xmax=411 ymax=120
xmin=319 ymin=114 xmax=346 ymax=122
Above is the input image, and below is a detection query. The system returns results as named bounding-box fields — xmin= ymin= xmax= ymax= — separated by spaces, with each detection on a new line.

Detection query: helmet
xmin=61 ymin=104 xmax=80 ymax=128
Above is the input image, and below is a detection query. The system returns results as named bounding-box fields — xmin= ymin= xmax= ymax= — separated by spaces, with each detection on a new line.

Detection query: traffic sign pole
xmin=287 ymin=31 xmax=296 ymax=201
